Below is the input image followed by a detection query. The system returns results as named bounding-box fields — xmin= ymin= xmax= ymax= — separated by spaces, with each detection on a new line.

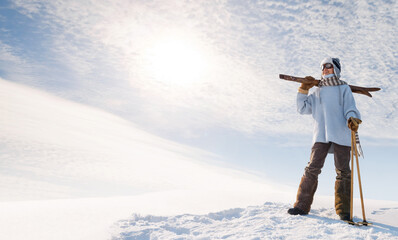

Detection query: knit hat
xmin=320 ymin=57 xmax=341 ymax=78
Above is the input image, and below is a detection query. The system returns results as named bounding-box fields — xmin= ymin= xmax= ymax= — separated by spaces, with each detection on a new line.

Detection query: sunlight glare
xmin=147 ymin=38 xmax=208 ymax=86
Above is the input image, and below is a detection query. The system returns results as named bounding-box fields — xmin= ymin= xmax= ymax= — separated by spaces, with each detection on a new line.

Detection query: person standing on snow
xmin=287 ymin=57 xmax=362 ymax=221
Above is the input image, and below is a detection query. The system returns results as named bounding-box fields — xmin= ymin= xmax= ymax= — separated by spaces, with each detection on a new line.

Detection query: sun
xmin=146 ymin=37 xmax=208 ymax=86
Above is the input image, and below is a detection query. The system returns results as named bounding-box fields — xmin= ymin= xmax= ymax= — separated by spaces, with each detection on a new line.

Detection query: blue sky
xmin=1 ymin=0 xmax=397 ymax=201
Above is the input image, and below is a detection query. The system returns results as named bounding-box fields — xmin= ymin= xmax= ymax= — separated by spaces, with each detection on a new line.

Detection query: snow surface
xmin=112 ymin=202 xmax=398 ymax=240
xmin=1 ymin=79 xmax=398 ymax=240
xmin=0 ymin=78 xmax=291 ymax=202
xmin=1 ymin=196 xmax=397 ymax=240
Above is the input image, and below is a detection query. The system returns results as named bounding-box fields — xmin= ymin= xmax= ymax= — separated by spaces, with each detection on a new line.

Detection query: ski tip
xmin=344 ymin=220 xmax=356 ymax=225
xmin=360 ymin=221 xmax=372 ymax=226
xmin=343 ymin=220 xmax=372 ymax=226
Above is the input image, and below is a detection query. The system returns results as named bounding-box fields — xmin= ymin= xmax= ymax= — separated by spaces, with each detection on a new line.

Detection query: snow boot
xmin=288 ymin=207 xmax=308 ymax=215
xmin=335 ymin=178 xmax=351 ymax=217
xmin=293 ymin=175 xmax=318 ymax=214
xmin=339 ymin=213 xmax=350 ymax=221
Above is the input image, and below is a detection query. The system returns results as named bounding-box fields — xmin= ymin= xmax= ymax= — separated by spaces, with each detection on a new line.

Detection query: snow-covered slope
xmin=113 ymin=202 xmax=398 ymax=240
xmin=1 ymin=195 xmax=397 ymax=240
xmin=1 ymin=79 xmax=398 ymax=240
xmin=0 ymin=77 xmax=288 ymax=239
xmin=0 ymin=78 xmax=290 ymax=202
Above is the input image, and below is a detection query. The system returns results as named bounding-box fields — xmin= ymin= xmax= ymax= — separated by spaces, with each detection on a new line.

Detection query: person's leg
xmin=292 ymin=142 xmax=331 ymax=214
xmin=333 ymin=143 xmax=351 ymax=219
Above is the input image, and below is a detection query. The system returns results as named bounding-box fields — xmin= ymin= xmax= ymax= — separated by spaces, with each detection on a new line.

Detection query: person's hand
xmin=300 ymin=76 xmax=317 ymax=90
xmin=348 ymin=117 xmax=362 ymax=132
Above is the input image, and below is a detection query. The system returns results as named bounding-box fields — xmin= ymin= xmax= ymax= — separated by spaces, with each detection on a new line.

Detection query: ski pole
xmin=350 ymin=131 xmax=354 ymax=221
xmin=353 ymin=131 xmax=368 ymax=224
xmin=350 ymin=130 xmax=369 ymax=226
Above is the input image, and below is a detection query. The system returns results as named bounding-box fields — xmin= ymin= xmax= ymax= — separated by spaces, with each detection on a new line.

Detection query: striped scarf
xmin=319 ymin=75 xmax=347 ymax=87
xmin=355 ymin=131 xmax=364 ymax=157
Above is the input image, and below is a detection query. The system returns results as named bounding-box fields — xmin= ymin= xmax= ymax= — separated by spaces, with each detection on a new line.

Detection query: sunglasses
xmin=322 ymin=63 xmax=334 ymax=70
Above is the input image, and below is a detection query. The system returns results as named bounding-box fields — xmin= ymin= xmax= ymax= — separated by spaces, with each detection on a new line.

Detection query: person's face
xmin=322 ymin=63 xmax=334 ymax=76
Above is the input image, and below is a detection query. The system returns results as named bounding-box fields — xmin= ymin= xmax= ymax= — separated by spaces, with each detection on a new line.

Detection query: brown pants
xmin=294 ymin=142 xmax=351 ymax=215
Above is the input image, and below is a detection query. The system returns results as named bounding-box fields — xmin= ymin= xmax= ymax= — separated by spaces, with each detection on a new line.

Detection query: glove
xmin=298 ymin=76 xmax=317 ymax=94
xmin=348 ymin=117 xmax=362 ymax=132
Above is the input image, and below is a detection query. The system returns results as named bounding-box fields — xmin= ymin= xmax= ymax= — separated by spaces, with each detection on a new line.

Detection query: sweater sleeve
xmin=343 ymin=86 xmax=361 ymax=120
xmin=297 ymin=92 xmax=313 ymax=115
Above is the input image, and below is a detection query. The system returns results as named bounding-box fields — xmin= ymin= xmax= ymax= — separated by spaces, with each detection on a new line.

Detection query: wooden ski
xmin=279 ymin=74 xmax=381 ymax=97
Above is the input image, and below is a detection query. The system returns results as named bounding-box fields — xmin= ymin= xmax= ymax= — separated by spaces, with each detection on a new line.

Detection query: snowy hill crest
xmin=112 ymin=202 xmax=398 ymax=240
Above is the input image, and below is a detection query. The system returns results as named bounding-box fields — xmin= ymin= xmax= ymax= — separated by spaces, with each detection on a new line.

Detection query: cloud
xmin=0 ymin=40 xmax=38 ymax=82
xmin=3 ymin=0 xmax=398 ymax=142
